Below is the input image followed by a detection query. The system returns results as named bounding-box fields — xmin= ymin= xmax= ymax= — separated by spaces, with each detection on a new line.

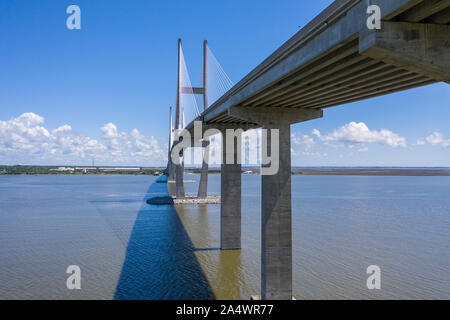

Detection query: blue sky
xmin=0 ymin=0 xmax=449 ymax=166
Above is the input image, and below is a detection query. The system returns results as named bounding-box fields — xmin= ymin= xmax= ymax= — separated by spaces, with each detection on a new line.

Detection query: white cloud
xmin=417 ymin=132 xmax=450 ymax=148
xmin=316 ymin=121 xmax=406 ymax=148
xmin=0 ymin=113 xmax=165 ymax=165
xmin=312 ymin=129 xmax=321 ymax=138
xmin=302 ymin=150 xmax=324 ymax=157
xmin=291 ymin=133 xmax=315 ymax=149
xmin=0 ymin=112 xmax=51 ymax=154
xmin=52 ymin=124 xmax=72 ymax=134
xmin=416 ymin=138 xmax=426 ymax=145
xmin=101 ymin=122 xmax=120 ymax=139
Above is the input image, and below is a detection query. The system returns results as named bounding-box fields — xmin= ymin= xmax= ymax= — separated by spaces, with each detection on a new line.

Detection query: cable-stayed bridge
xmin=165 ymin=0 xmax=450 ymax=300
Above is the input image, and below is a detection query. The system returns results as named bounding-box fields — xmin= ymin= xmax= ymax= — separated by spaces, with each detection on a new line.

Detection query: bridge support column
xmin=176 ymin=165 xmax=185 ymax=198
xmin=197 ymin=139 xmax=210 ymax=198
xmin=174 ymin=141 xmax=185 ymax=198
xmin=220 ymin=129 xmax=242 ymax=250
xmin=227 ymin=106 xmax=323 ymax=299
xmin=261 ymin=123 xmax=292 ymax=300
xmin=167 ymin=107 xmax=175 ymax=182
xmin=167 ymin=156 xmax=175 ymax=181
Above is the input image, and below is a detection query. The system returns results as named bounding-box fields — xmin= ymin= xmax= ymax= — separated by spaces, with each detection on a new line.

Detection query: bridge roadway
xmin=178 ymin=0 xmax=450 ymax=300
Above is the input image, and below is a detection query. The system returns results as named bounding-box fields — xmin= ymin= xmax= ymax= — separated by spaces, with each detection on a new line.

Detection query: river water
xmin=0 ymin=174 xmax=448 ymax=299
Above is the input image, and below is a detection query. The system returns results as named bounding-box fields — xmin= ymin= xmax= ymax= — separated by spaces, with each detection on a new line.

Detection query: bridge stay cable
xmin=176 ymin=41 xmax=235 ymax=130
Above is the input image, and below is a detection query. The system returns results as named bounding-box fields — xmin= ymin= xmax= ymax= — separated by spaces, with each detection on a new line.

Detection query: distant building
xmin=75 ymin=167 xmax=96 ymax=172
xmin=50 ymin=167 xmax=75 ymax=172
xmin=73 ymin=167 xmax=142 ymax=173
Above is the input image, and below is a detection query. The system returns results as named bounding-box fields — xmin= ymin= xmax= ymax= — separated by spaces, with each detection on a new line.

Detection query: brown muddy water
xmin=0 ymin=174 xmax=448 ymax=299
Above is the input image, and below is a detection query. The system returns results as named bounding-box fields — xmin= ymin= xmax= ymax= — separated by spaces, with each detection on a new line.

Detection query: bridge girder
xmin=360 ymin=21 xmax=450 ymax=83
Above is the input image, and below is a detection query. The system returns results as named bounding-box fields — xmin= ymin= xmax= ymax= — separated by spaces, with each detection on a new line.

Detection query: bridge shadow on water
xmin=114 ymin=178 xmax=215 ymax=300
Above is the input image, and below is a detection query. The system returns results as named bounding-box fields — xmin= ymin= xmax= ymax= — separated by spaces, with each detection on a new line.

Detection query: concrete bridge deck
xmin=186 ymin=0 xmax=449 ymax=129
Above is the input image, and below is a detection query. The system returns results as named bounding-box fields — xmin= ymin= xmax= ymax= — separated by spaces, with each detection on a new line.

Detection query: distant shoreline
xmin=290 ymin=168 xmax=450 ymax=176
xmin=1 ymin=166 xmax=449 ymax=176
xmin=0 ymin=165 xmax=163 ymax=176
xmin=186 ymin=167 xmax=450 ymax=176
